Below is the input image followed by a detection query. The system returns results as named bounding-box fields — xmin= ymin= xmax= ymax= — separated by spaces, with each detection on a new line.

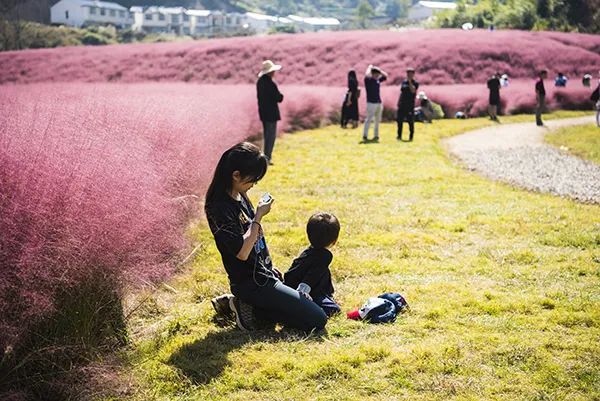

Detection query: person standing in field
xmin=257 ymin=60 xmax=284 ymax=165
xmin=397 ymin=67 xmax=419 ymax=141
xmin=535 ymin=70 xmax=548 ymax=127
xmin=363 ymin=64 xmax=388 ymax=142
xmin=487 ymin=72 xmax=501 ymax=122
xmin=341 ymin=70 xmax=360 ymax=129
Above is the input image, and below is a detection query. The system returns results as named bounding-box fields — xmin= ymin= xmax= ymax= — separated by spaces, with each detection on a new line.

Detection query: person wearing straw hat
xmin=257 ymin=60 xmax=284 ymax=165
xmin=415 ymin=91 xmax=434 ymax=123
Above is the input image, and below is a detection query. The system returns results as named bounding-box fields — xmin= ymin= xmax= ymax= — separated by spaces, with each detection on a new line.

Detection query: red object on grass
xmin=347 ymin=309 xmax=361 ymax=320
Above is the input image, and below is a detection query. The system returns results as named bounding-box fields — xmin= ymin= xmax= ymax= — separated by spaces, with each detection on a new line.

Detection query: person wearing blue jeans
xmin=206 ymin=142 xmax=327 ymax=332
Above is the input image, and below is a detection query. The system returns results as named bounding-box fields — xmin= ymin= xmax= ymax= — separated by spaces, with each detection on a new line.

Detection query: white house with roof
xmin=287 ymin=15 xmax=340 ymax=32
xmin=50 ymin=0 xmax=132 ymax=28
xmin=185 ymin=9 xmax=212 ymax=35
xmin=134 ymin=6 xmax=187 ymax=34
xmin=243 ymin=12 xmax=291 ymax=33
xmin=408 ymin=1 xmax=456 ymax=21
xmin=130 ymin=8 xmax=242 ymax=36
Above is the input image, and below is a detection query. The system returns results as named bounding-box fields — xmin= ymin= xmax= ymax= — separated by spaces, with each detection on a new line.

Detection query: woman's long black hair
xmin=347 ymin=70 xmax=357 ymax=88
xmin=205 ymin=142 xmax=268 ymax=215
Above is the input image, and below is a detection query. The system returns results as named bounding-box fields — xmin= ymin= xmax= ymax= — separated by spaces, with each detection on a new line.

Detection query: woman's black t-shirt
xmin=206 ymin=193 xmax=277 ymax=294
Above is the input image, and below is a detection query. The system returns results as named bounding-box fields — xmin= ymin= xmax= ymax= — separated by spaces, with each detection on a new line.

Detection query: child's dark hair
xmin=205 ymin=142 xmax=268 ymax=215
xmin=307 ymin=212 xmax=340 ymax=249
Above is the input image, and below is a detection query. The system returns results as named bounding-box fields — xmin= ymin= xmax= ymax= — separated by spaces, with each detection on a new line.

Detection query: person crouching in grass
xmin=284 ymin=212 xmax=342 ymax=317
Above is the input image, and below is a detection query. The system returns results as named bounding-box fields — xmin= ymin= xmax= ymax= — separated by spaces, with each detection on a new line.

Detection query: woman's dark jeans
xmin=235 ymin=279 xmax=327 ymax=332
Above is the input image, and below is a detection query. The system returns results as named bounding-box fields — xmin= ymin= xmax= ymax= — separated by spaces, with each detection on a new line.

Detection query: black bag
xmin=591 ymin=86 xmax=600 ymax=102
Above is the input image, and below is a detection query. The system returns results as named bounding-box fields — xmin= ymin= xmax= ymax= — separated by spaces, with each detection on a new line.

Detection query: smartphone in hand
xmin=260 ymin=192 xmax=273 ymax=205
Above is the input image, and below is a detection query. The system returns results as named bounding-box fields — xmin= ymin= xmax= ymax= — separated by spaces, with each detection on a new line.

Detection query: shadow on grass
xmin=167 ymin=327 xmax=326 ymax=385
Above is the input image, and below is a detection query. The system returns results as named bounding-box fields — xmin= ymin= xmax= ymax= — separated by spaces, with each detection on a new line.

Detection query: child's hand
xmin=299 ymin=291 xmax=312 ymax=301
xmin=297 ymin=283 xmax=312 ymax=301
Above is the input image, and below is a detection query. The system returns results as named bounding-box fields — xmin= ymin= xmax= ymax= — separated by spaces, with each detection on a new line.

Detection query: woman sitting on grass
xmin=205 ymin=142 xmax=327 ymax=332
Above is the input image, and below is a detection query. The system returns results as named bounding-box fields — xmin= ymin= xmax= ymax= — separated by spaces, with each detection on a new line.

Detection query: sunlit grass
xmin=546 ymin=123 xmax=600 ymax=164
xmin=113 ymin=111 xmax=599 ymax=401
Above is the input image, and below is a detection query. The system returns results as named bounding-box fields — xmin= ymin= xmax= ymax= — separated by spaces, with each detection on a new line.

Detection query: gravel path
xmin=444 ymin=116 xmax=600 ymax=203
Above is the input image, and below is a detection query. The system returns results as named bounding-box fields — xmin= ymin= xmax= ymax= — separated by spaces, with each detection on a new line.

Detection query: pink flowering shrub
xmin=0 ymin=82 xmax=342 ymax=360
xmin=0 ymin=83 xmax=264 ymax=398
xmin=1 ymin=30 xmax=599 ymax=87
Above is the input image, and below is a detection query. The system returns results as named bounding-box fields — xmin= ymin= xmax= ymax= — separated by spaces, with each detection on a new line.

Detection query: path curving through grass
xmin=445 ymin=116 xmax=600 ymax=203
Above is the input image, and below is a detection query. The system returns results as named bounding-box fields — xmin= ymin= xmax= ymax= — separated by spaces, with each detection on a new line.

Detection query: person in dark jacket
xmin=257 ymin=60 xmax=284 ymax=164
xmin=487 ymin=72 xmax=501 ymax=121
xmin=284 ymin=212 xmax=341 ymax=317
xmin=397 ymin=67 xmax=419 ymax=141
xmin=536 ymin=70 xmax=548 ymax=126
xmin=341 ymin=70 xmax=360 ymax=128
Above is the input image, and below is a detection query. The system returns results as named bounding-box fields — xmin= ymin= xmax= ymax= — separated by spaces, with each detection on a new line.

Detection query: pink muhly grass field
xmin=0 ymin=83 xmax=251 ymax=350
xmin=380 ymin=80 xmax=596 ymax=117
xmin=0 ymin=82 xmax=347 ymax=354
xmin=1 ymin=29 xmax=599 ymax=87
xmin=0 ymin=76 xmax=593 ymax=360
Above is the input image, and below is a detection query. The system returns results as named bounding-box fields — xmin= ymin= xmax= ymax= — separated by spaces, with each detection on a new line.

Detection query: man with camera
xmin=397 ymin=67 xmax=419 ymax=141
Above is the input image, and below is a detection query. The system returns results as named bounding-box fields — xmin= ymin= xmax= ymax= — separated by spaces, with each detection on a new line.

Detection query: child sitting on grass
xmin=284 ymin=212 xmax=342 ymax=317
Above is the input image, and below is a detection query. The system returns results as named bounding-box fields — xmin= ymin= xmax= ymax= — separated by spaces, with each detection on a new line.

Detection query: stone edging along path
xmin=444 ymin=116 xmax=600 ymax=204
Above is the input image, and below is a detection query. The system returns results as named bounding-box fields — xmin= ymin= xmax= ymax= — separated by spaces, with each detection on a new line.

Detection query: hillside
xmin=1 ymin=29 xmax=599 ymax=86
xmin=2 ymin=0 xmax=395 ymax=24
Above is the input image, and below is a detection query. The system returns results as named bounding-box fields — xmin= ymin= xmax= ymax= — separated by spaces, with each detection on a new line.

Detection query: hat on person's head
xmin=258 ymin=60 xmax=282 ymax=78
xmin=417 ymin=91 xmax=427 ymax=100
xmin=406 ymin=67 xmax=415 ymax=73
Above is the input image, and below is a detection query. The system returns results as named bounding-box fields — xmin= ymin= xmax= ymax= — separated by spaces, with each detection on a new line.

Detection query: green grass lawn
xmin=111 ymin=111 xmax=599 ymax=401
xmin=546 ymin=123 xmax=600 ymax=164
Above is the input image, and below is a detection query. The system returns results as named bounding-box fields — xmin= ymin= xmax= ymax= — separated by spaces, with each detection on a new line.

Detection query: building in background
xmin=50 ymin=0 xmax=132 ymax=28
xmin=50 ymin=1 xmax=341 ymax=36
xmin=287 ymin=15 xmax=341 ymax=32
xmin=408 ymin=1 xmax=457 ymax=21
xmin=243 ymin=12 xmax=292 ymax=33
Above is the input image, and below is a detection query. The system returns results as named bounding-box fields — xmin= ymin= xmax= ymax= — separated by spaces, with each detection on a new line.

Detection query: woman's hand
xmin=255 ymin=198 xmax=274 ymax=221
xmin=272 ymin=267 xmax=283 ymax=281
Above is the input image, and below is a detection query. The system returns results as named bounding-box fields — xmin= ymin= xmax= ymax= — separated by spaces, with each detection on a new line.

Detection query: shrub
xmin=81 ymin=32 xmax=109 ymax=46
xmin=1 ymin=30 xmax=598 ymax=86
xmin=0 ymin=83 xmax=262 ymax=398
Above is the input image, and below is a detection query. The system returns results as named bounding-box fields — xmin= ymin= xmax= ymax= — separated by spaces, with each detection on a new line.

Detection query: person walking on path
xmin=363 ymin=64 xmax=388 ymax=142
xmin=257 ymin=60 xmax=284 ymax=165
xmin=206 ymin=142 xmax=327 ymax=332
xmin=397 ymin=67 xmax=419 ymax=141
xmin=535 ymin=70 xmax=548 ymax=127
xmin=341 ymin=70 xmax=360 ymax=128
xmin=487 ymin=72 xmax=501 ymax=121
